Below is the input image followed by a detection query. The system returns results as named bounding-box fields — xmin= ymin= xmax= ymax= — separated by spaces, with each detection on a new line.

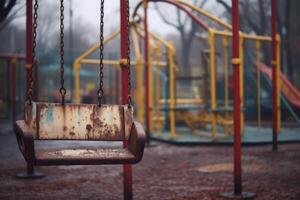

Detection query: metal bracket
xmin=232 ymin=58 xmax=240 ymax=65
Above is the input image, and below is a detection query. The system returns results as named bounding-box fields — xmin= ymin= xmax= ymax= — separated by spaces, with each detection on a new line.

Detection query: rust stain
xmin=86 ymin=124 xmax=92 ymax=132
xmin=113 ymin=124 xmax=119 ymax=134
xmin=125 ymin=109 xmax=132 ymax=125
xmin=69 ymin=131 xmax=75 ymax=136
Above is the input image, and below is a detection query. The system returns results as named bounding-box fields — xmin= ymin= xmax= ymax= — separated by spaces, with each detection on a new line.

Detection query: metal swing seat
xmin=14 ymin=0 xmax=145 ymax=178
xmin=15 ymin=102 xmax=145 ymax=167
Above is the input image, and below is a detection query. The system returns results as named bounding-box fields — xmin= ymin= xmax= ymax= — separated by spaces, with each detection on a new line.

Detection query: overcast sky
xmin=11 ymin=0 xmax=226 ymax=41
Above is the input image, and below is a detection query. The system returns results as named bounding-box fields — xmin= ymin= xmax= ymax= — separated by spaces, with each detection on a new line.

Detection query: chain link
xmin=97 ymin=0 xmax=131 ymax=108
xmin=59 ymin=0 xmax=66 ymax=105
xmin=28 ymin=0 xmax=38 ymax=105
xmin=97 ymin=0 xmax=105 ymax=107
xmin=126 ymin=0 xmax=132 ymax=109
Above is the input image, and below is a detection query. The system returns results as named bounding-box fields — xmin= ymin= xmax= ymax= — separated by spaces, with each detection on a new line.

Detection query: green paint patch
xmin=45 ymin=107 xmax=54 ymax=124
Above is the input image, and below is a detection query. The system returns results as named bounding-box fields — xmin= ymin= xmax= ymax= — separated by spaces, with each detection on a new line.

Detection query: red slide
xmin=254 ymin=63 xmax=300 ymax=108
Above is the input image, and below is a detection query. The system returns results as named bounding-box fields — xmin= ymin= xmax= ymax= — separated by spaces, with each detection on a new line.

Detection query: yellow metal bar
xmin=175 ymin=0 xmax=232 ymax=30
xmin=80 ymin=59 xmax=167 ymax=67
xmin=149 ymin=44 xmax=153 ymax=133
xmin=136 ymin=58 xmax=144 ymax=124
xmin=209 ymin=30 xmax=217 ymax=139
xmin=256 ymin=40 xmax=262 ymax=127
xmin=239 ymin=33 xmax=245 ymax=134
xmin=155 ymin=44 xmax=162 ymax=136
xmin=150 ymin=61 xmax=167 ymax=67
xmin=276 ymin=34 xmax=281 ymax=132
xmin=213 ymin=30 xmax=272 ymax=42
xmin=168 ymin=45 xmax=176 ymax=139
xmin=74 ymin=62 xmax=81 ymax=103
xmin=243 ymin=34 xmax=272 ymax=42
xmin=81 ymin=59 xmax=120 ymax=65
xmin=159 ymin=98 xmax=203 ymax=104
xmin=211 ymin=30 xmax=232 ymax=37
xmin=131 ymin=27 xmax=145 ymax=124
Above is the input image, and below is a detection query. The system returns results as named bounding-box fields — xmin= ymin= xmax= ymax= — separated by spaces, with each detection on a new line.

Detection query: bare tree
xmin=216 ymin=0 xmax=273 ymax=65
xmin=0 ymin=0 xmax=25 ymax=31
xmin=155 ymin=0 xmax=208 ymax=74
xmin=0 ymin=0 xmax=16 ymax=23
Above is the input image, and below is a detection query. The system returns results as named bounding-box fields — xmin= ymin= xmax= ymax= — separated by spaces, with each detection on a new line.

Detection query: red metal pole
xmin=271 ymin=0 xmax=278 ymax=151
xmin=232 ymin=0 xmax=242 ymax=195
xmin=143 ymin=0 xmax=150 ymax=144
xmin=121 ymin=0 xmax=132 ymax=199
xmin=26 ymin=0 xmax=33 ymax=101
xmin=11 ymin=58 xmax=17 ymax=125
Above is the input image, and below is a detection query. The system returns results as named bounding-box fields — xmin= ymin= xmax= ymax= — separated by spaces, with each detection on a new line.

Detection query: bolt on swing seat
xmin=15 ymin=102 xmax=145 ymax=166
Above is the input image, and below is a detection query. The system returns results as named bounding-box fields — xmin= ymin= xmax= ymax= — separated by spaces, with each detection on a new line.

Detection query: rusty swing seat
xmin=15 ymin=102 xmax=146 ymax=166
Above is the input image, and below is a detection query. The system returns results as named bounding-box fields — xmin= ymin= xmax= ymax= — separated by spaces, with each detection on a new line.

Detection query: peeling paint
xmin=28 ymin=102 xmax=133 ymax=141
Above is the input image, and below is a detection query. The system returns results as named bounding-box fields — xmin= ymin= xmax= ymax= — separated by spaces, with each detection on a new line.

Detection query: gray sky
xmin=11 ymin=0 xmax=226 ymax=40
xmin=69 ymin=0 xmax=225 ymax=35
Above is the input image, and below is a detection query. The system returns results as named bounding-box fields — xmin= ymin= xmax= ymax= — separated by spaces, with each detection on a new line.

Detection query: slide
xmin=255 ymin=63 xmax=300 ymax=108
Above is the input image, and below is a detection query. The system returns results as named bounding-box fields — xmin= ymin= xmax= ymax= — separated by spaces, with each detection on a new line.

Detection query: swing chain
xmin=28 ymin=0 xmax=38 ymax=105
xmin=98 ymin=0 xmax=105 ymax=107
xmin=126 ymin=0 xmax=132 ymax=109
xmin=59 ymin=0 xmax=66 ymax=105
xmin=97 ymin=0 xmax=131 ymax=108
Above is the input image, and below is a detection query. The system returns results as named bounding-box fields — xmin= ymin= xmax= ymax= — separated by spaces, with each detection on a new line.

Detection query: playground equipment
xmin=15 ymin=1 xmax=145 ymax=199
xmin=71 ymin=0 xmax=299 ymax=142
xmin=255 ymin=62 xmax=300 ymax=108
xmin=138 ymin=0 xmax=279 ymax=198
xmin=131 ymin=0 xmax=300 ymax=142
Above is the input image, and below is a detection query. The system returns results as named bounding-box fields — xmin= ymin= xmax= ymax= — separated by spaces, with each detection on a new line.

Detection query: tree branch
xmin=0 ymin=3 xmax=25 ymax=31
xmin=216 ymin=0 xmax=232 ymax=13
xmin=240 ymin=0 xmax=260 ymax=33
xmin=0 ymin=0 xmax=17 ymax=23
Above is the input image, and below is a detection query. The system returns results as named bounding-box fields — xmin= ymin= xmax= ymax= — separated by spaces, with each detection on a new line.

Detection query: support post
xmin=15 ymin=0 xmax=45 ymax=180
xmin=208 ymin=29 xmax=217 ymax=139
xmin=143 ymin=0 xmax=150 ymax=144
xmin=155 ymin=45 xmax=162 ymax=135
xmin=149 ymin=44 xmax=153 ymax=134
xmin=121 ymin=0 xmax=132 ymax=199
xmin=74 ymin=62 xmax=81 ymax=103
xmin=232 ymin=4 xmax=242 ymax=193
xmin=168 ymin=48 xmax=176 ymax=139
xmin=220 ymin=0 xmax=255 ymax=198
xmin=271 ymin=0 xmax=278 ymax=151
xmin=25 ymin=0 xmax=33 ymax=101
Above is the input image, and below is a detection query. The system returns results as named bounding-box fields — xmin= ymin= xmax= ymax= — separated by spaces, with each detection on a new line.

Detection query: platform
xmin=150 ymin=126 xmax=300 ymax=145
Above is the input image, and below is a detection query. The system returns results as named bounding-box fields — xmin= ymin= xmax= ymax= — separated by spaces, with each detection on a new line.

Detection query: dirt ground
xmin=0 ymin=132 xmax=300 ymax=200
